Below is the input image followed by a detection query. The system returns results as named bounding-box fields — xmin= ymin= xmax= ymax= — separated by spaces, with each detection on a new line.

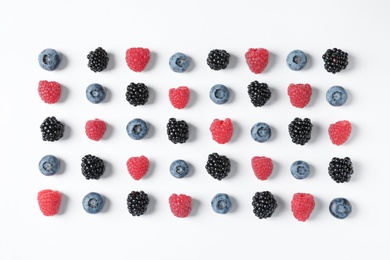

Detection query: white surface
xmin=1 ymin=0 xmax=389 ymax=259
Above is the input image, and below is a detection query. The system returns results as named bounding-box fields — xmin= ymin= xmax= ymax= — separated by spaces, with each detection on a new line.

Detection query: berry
xmin=125 ymin=82 xmax=149 ymax=106
xmin=169 ymin=86 xmax=190 ymax=109
xmin=245 ymin=48 xmax=268 ymax=74
xmin=322 ymin=48 xmax=348 ymax=74
xmin=288 ymin=117 xmax=312 ymax=145
xmin=252 ymin=191 xmax=278 ymax=219
xmin=329 ymin=197 xmax=352 ymax=219
xmin=287 ymin=83 xmax=312 ymax=108
xmin=209 ymin=84 xmax=230 ymax=105
xmin=328 ymin=157 xmax=354 ymax=183
xmin=125 ymin=47 xmax=150 ymax=72
xmin=291 ymin=193 xmax=315 ymax=222
xmin=85 ymin=118 xmax=106 ymax=141
xmin=290 ymin=160 xmax=310 ymax=179
xmin=169 ymin=52 xmax=190 ymax=73
xmin=251 ymin=156 xmax=273 ymax=180
xmin=40 ymin=116 xmax=64 ymax=142
xmin=166 ymin=118 xmax=189 ymax=144
xmin=38 ymin=80 xmax=61 ymax=104
xmin=39 ymin=155 xmax=60 ymax=176
xmin=251 ymin=122 xmax=271 ymax=143
xmin=127 ymin=156 xmax=149 ymax=180
xmin=170 ymin=159 xmax=189 ymax=179
xmin=206 ymin=49 xmax=230 ymax=70
xmin=87 ymin=47 xmax=109 ymax=72
xmin=211 ymin=193 xmax=232 ymax=214
xmin=37 ymin=189 xmax=61 ymax=216
xmin=127 ymin=191 xmax=149 ymax=216
xmin=286 ymin=50 xmax=307 ymax=71
xmin=205 ymin=153 xmax=231 ymax=181
xmin=81 ymin=154 xmax=105 ymax=180
xmin=126 ymin=118 xmax=149 ymax=140
xmin=82 ymin=192 xmax=105 ymax=214
xmin=209 ymin=118 xmax=233 ymax=144
xmin=247 ymin=81 xmax=271 ymax=107
xmin=38 ymin=48 xmax=61 ymax=71
xmin=86 ymin=83 xmax=106 ymax=104
xmin=326 ymin=85 xmax=348 ymax=106
xmin=328 ymin=120 xmax=352 ymax=146
xmin=169 ymin=193 xmax=192 ymax=218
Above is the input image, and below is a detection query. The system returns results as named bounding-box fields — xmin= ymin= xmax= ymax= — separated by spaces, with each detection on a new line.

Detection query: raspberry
xmin=251 ymin=156 xmax=273 ymax=180
xmin=245 ymin=48 xmax=269 ymax=74
xmin=287 ymin=83 xmax=312 ymax=108
xmin=206 ymin=49 xmax=230 ymax=70
xmin=169 ymin=193 xmax=192 ymax=218
xmin=38 ymin=80 xmax=61 ymax=104
xmin=322 ymin=48 xmax=348 ymax=74
xmin=205 ymin=153 xmax=231 ymax=180
xmin=81 ymin=154 xmax=105 ymax=180
xmin=85 ymin=118 xmax=106 ymax=141
xmin=40 ymin=116 xmax=64 ymax=142
xmin=247 ymin=81 xmax=271 ymax=107
xmin=328 ymin=120 xmax=352 ymax=146
xmin=125 ymin=82 xmax=149 ymax=106
xmin=169 ymin=86 xmax=190 ymax=109
xmin=209 ymin=118 xmax=233 ymax=144
xmin=328 ymin=157 xmax=353 ymax=183
xmin=288 ymin=117 xmax=312 ymax=145
xmin=87 ymin=47 xmax=109 ymax=72
xmin=127 ymin=191 xmax=149 ymax=216
xmin=125 ymin=47 xmax=150 ymax=72
xmin=291 ymin=193 xmax=315 ymax=222
xmin=37 ymin=189 xmax=62 ymax=216
xmin=126 ymin=156 xmax=149 ymax=180
xmin=166 ymin=118 xmax=189 ymax=144
xmin=252 ymin=191 xmax=278 ymax=219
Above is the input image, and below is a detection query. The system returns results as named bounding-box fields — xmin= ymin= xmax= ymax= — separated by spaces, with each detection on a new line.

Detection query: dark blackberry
xmin=288 ymin=117 xmax=312 ymax=145
xmin=166 ymin=118 xmax=189 ymax=144
xmin=81 ymin=154 xmax=105 ymax=180
xmin=247 ymin=80 xmax=271 ymax=107
xmin=328 ymin=157 xmax=353 ymax=183
xmin=206 ymin=49 xmax=230 ymax=70
xmin=87 ymin=47 xmax=109 ymax=72
xmin=125 ymin=82 xmax=149 ymax=106
xmin=252 ymin=191 xmax=278 ymax=219
xmin=205 ymin=153 xmax=231 ymax=180
xmin=127 ymin=191 xmax=149 ymax=216
xmin=322 ymin=48 xmax=348 ymax=74
xmin=40 ymin=116 xmax=64 ymax=142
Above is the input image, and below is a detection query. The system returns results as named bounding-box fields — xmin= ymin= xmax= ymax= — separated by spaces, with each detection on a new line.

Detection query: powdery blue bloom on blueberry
xmin=82 ymin=192 xmax=105 ymax=214
xmin=169 ymin=52 xmax=190 ymax=73
xmin=211 ymin=193 xmax=232 ymax=214
xmin=170 ymin=159 xmax=189 ymax=178
xmin=251 ymin=122 xmax=271 ymax=143
xmin=126 ymin=118 xmax=148 ymax=140
xmin=286 ymin=50 xmax=307 ymax=71
xmin=38 ymin=48 xmax=61 ymax=71
xmin=209 ymin=84 xmax=230 ymax=105
xmin=290 ymin=160 xmax=311 ymax=179
xmin=86 ymin=83 xmax=106 ymax=104
xmin=39 ymin=155 xmax=60 ymax=176
xmin=329 ymin=197 xmax=352 ymax=219
xmin=326 ymin=86 xmax=348 ymax=106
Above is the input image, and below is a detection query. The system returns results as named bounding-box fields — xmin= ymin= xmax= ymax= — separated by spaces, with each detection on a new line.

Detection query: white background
xmin=1 ymin=0 xmax=389 ymax=259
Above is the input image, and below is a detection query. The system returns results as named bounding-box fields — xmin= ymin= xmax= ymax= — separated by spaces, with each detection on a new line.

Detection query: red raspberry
xmin=169 ymin=86 xmax=190 ymax=109
xmin=287 ymin=83 xmax=312 ymax=108
xmin=209 ymin=118 xmax=233 ymax=144
xmin=126 ymin=156 xmax=149 ymax=180
xmin=37 ymin=189 xmax=62 ymax=216
xmin=125 ymin=47 xmax=150 ymax=72
xmin=291 ymin=193 xmax=315 ymax=222
xmin=251 ymin=156 xmax=273 ymax=180
xmin=169 ymin=193 xmax=192 ymax=218
xmin=38 ymin=80 xmax=61 ymax=104
xmin=328 ymin=120 xmax=352 ymax=146
xmin=85 ymin=118 xmax=106 ymax=141
xmin=245 ymin=48 xmax=269 ymax=74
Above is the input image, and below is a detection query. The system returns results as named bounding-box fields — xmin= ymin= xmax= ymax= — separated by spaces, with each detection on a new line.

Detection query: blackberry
xmin=87 ymin=47 xmax=109 ymax=72
xmin=205 ymin=153 xmax=231 ymax=180
xmin=81 ymin=154 xmax=105 ymax=180
xmin=322 ymin=48 xmax=348 ymax=74
xmin=247 ymin=81 xmax=271 ymax=107
xmin=288 ymin=117 xmax=312 ymax=145
xmin=166 ymin=118 xmax=189 ymax=144
xmin=206 ymin=49 xmax=230 ymax=70
xmin=328 ymin=157 xmax=353 ymax=183
xmin=127 ymin=191 xmax=149 ymax=216
xmin=40 ymin=116 xmax=64 ymax=142
xmin=125 ymin=82 xmax=149 ymax=106
xmin=252 ymin=191 xmax=278 ymax=219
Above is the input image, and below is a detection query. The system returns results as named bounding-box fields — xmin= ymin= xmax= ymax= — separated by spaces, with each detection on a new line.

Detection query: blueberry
xmin=86 ymin=83 xmax=106 ymax=104
xmin=209 ymin=84 xmax=230 ymax=105
xmin=169 ymin=52 xmax=190 ymax=73
xmin=170 ymin=159 xmax=189 ymax=178
xmin=211 ymin=193 xmax=232 ymax=214
xmin=126 ymin=118 xmax=149 ymax=140
xmin=329 ymin=197 xmax=352 ymax=219
xmin=286 ymin=50 xmax=307 ymax=71
xmin=326 ymin=86 xmax=348 ymax=106
xmin=290 ymin=160 xmax=310 ymax=179
xmin=82 ymin=192 xmax=105 ymax=214
xmin=39 ymin=155 xmax=60 ymax=176
xmin=38 ymin=48 xmax=61 ymax=71
xmin=251 ymin=122 xmax=271 ymax=143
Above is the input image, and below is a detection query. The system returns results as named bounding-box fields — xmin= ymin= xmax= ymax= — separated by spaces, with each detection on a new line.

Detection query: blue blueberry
xmin=290 ymin=160 xmax=310 ymax=179
xmin=38 ymin=48 xmax=61 ymax=71
xmin=126 ymin=118 xmax=149 ymax=140
xmin=326 ymin=86 xmax=348 ymax=106
xmin=211 ymin=193 xmax=232 ymax=214
xmin=86 ymin=83 xmax=106 ymax=104
xmin=251 ymin=122 xmax=271 ymax=143
xmin=82 ymin=192 xmax=105 ymax=214
xmin=329 ymin=197 xmax=352 ymax=219
xmin=209 ymin=84 xmax=230 ymax=105
xmin=39 ymin=155 xmax=60 ymax=176
xmin=169 ymin=52 xmax=190 ymax=73
xmin=286 ymin=50 xmax=307 ymax=71
xmin=170 ymin=159 xmax=189 ymax=178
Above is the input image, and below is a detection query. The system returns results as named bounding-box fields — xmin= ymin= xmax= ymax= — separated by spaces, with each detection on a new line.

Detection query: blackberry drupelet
xmin=205 ymin=153 xmax=231 ymax=180
xmin=252 ymin=191 xmax=278 ymax=219
xmin=288 ymin=117 xmax=312 ymax=145
xmin=328 ymin=157 xmax=353 ymax=183
xmin=40 ymin=116 xmax=64 ymax=142
xmin=125 ymin=82 xmax=149 ymax=106
xmin=81 ymin=154 xmax=105 ymax=180
xmin=322 ymin=48 xmax=348 ymax=74
xmin=87 ymin=47 xmax=109 ymax=72
xmin=127 ymin=191 xmax=149 ymax=216
xmin=247 ymin=81 xmax=271 ymax=107
xmin=166 ymin=118 xmax=189 ymax=144
xmin=206 ymin=49 xmax=230 ymax=70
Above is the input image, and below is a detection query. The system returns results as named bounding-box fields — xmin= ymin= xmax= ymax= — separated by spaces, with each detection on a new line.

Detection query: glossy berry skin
xmin=38 ymin=80 xmax=61 ymax=104
xmin=125 ymin=82 xmax=149 ymax=106
xmin=38 ymin=48 xmax=61 ymax=71
xmin=209 ymin=84 xmax=230 ymax=105
xmin=126 ymin=118 xmax=149 ymax=140
xmin=251 ymin=122 xmax=271 ymax=143
xmin=328 ymin=120 xmax=352 ymax=146
xmin=169 ymin=193 xmax=192 ymax=218
xmin=87 ymin=47 xmax=109 ymax=72
xmin=127 ymin=156 xmax=149 ymax=180
xmin=211 ymin=193 xmax=232 ymax=214
xmin=39 ymin=155 xmax=60 ymax=176
xmin=166 ymin=118 xmax=189 ymax=144
xmin=85 ymin=118 xmax=106 ymax=141
xmin=126 ymin=47 xmax=150 ymax=72
xmin=291 ymin=193 xmax=315 ymax=222
xmin=207 ymin=49 xmax=230 ymax=70
xmin=329 ymin=197 xmax=352 ymax=219
xmin=169 ymin=52 xmax=190 ymax=73
xmin=322 ymin=48 xmax=348 ymax=73
xmin=290 ymin=160 xmax=310 ymax=179
xmin=245 ymin=48 xmax=268 ymax=74
xmin=328 ymin=157 xmax=354 ymax=183
xmin=170 ymin=160 xmax=189 ymax=179
xmin=247 ymin=81 xmax=271 ymax=107
xmin=37 ymin=189 xmax=62 ymax=216
xmin=288 ymin=83 xmax=312 ymax=108
xmin=81 ymin=154 xmax=105 ymax=180
xmin=286 ymin=50 xmax=307 ymax=71
xmin=82 ymin=192 xmax=105 ymax=214
xmin=209 ymin=118 xmax=233 ymax=144
xmin=127 ymin=191 xmax=149 ymax=216
xmin=251 ymin=156 xmax=273 ymax=180
xmin=86 ymin=83 xmax=106 ymax=104
xmin=169 ymin=86 xmax=190 ymax=109
xmin=252 ymin=191 xmax=278 ymax=219
xmin=288 ymin=118 xmax=312 ymax=145
xmin=40 ymin=116 xmax=64 ymax=142
xmin=326 ymin=86 xmax=348 ymax=106
xmin=205 ymin=153 xmax=231 ymax=181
